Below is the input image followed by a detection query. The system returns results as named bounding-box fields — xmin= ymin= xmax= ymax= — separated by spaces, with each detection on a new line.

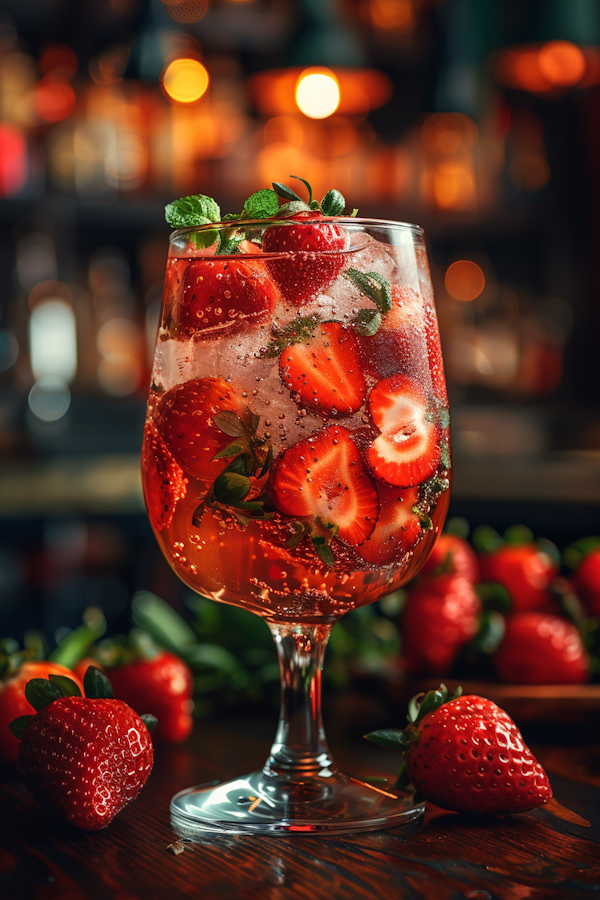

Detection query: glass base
xmin=170 ymin=768 xmax=424 ymax=837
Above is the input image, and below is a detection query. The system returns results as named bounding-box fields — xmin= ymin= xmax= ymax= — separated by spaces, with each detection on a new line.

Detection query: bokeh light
xmin=295 ymin=69 xmax=340 ymax=119
xmin=445 ymin=260 xmax=486 ymax=302
xmin=0 ymin=123 xmax=27 ymax=197
xmin=34 ymin=78 xmax=76 ymax=123
xmin=166 ymin=0 xmax=209 ymax=24
xmin=30 ymin=300 xmax=77 ymax=382
xmin=162 ymin=58 xmax=210 ymax=104
xmin=538 ymin=41 xmax=586 ymax=87
xmin=28 ymin=376 xmax=71 ymax=422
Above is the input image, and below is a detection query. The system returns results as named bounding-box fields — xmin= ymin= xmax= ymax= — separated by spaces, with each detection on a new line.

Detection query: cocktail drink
xmin=141 ymin=184 xmax=451 ymax=835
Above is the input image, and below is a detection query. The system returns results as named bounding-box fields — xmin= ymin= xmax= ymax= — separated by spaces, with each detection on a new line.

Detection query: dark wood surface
xmin=1 ymin=711 xmax=600 ymax=900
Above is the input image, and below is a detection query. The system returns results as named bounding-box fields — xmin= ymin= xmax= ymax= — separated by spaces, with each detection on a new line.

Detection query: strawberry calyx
xmin=364 ymin=683 xmax=463 ymax=787
xmin=285 ymin=515 xmax=340 ymax=568
xmin=192 ymin=408 xmax=275 ymax=527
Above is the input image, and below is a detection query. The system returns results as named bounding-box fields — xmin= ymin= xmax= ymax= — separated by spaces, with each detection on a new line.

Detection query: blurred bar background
xmin=1 ymin=0 xmax=600 ymax=642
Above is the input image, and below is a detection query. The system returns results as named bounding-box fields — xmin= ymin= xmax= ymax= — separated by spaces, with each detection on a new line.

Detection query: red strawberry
xmin=13 ymin=670 xmax=154 ymax=830
xmin=478 ymin=544 xmax=557 ymax=613
xmin=493 ymin=612 xmax=590 ymax=684
xmin=270 ymin=425 xmax=379 ymax=546
xmin=419 ymin=533 xmax=480 ymax=583
xmin=0 ymin=659 xmax=85 ymax=763
xmin=279 ymin=322 xmax=367 ymax=416
xmin=154 ymin=377 xmax=247 ymax=482
xmin=367 ymin=374 xmax=441 ymax=487
xmin=359 ymin=287 xmax=427 ymax=381
xmin=141 ymin=421 xmax=187 ymax=532
xmin=571 ymin=545 xmax=600 ymax=616
xmin=355 ymin=485 xmax=422 ymax=566
xmin=172 ymin=254 xmax=278 ymax=339
xmin=401 ymin=574 xmax=481 ymax=675
xmin=107 ymin=651 xmax=194 ymax=745
xmin=368 ymin=688 xmax=552 ymax=814
xmin=262 ymin=212 xmax=347 ymax=306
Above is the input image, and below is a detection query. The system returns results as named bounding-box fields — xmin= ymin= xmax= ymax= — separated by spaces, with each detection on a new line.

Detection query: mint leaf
xmin=321 ymin=189 xmax=345 ymax=216
xmin=345 ymin=269 xmax=392 ymax=314
xmin=165 ymin=194 xmax=221 ymax=228
xmin=242 ymin=189 xmax=280 ymax=219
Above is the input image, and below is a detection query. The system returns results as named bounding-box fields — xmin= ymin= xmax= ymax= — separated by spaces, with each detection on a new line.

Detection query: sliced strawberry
xmin=141 ymin=421 xmax=187 ymax=532
xmin=154 ymin=377 xmax=248 ymax=482
xmin=262 ymin=212 xmax=347 ymax=306
xmin=367 ymin=374 xmax=441 ymax=487
xmin=270 ymin=425 xmax=379 ymax=545
xmin=172 ymin=254 xmax=278 ymax=339
xmin=356 ymin=484 xmax=421 ymax=566
xmin=279 ymin=322 xmax=367 ymax=416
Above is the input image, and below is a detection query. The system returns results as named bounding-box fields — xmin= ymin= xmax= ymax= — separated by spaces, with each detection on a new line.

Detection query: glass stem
xmin=264 ymin=622 xmax=336 ymax=780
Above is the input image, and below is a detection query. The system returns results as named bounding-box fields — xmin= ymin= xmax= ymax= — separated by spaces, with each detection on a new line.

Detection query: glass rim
xmin=169 ymin=216 xmax=425 ymax=242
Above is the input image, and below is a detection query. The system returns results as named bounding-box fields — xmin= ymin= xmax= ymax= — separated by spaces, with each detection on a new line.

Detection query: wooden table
xmin=1 ymin=713 xmax=600 ymax=899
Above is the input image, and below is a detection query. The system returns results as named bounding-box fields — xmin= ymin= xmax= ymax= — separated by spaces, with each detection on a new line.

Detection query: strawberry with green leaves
xmin=419 ymin=529 xmax=480 ymax=583
xmin=10 ymin=667 xmax=155 ymax=830
xmin=567 ymin=537 xmax=600 ymax=617
xmin=262 ymin=178 xmax=349 ymax=306
xmin=366 ymin=685 xmax=553 ymax=815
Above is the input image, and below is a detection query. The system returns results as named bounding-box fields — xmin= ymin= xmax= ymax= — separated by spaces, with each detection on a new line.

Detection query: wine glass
xmin=141 ymin=215 xmax=451 ymax=835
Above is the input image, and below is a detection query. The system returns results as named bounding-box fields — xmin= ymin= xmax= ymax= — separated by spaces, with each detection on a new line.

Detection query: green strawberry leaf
xmin=242 ymin=189 xmax=280 ymax=220
xmin=9 ymin=715 xmax=32 ymax=739
xmin=213 ymin=411 xmax=250 ymax=438
xmin=364 ymin=729 xmax=410 ymax=751
xmin=353 ymin=308 xmax=382 ymax=336
xmin=476 ymin=582 xmax=512 ymax=612
xmin=345 ymin=269 xmax=392 ymax=314
xmin=83 ymin=666 xmax=114 ymax=700
xmin=471 ymin=524 xmax=503 ymax=554
xmin=503 ymin=524 xmax=534 ymax=546
xmin=25 ymin=678 xmax=64 ymax=711
xmin=563 ymin=535 xmax=600 ymax=569
xmin=444 ymin=516 xmax=470 ymax=539
xmin=131 ymin=591 xmax=198 ymax=652
xmin=393 ymin=759 xmax=411 ymax=790
xmin=50 ymin=607 xmax=107 ymax=669
xmin=213 ymin=472 xmax=252 ymax=504
xmin=290 ymin=175 xmax=313 ymax=204
xmin=321 ymin=188 xmax=345 ymax=216
xmin=49 ymin=674 xmax=82 ymax=697
xmin=272 ymin=181 xmax=303 ymax=202
xmin=311 ymin=538 xmax=335 ymax=568
xmin=140 ymin=713 xmax=158 ymax=733
xmin=165 ymin=194 xmax=221 ymax=228
xmin=261 ymin=315 xmax=321 ymax=358
xmin=211 ymin=439 xmax=250 ymax=461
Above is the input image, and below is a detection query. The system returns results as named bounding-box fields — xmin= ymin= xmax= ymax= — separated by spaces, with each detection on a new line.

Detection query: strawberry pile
xmin=366 ymin=684 xmax=553 ymax=815
xmin=399 ymin=520 xmax=600 ymax=685
xmin=148 ymin=178 xmax=451 ymax=573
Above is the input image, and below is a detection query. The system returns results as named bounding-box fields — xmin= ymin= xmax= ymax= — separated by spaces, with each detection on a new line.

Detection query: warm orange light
xmin=445 ymin=260 xmax=485 ymax=302
xmin=34 ymin=78 xmax=76 ymax=123
xmin=421 ymin=113 xmax=479 ymax=154
xmin=166 ymin=0 xmax=208 ymax=24
xmin=295 ymin=69 xmax=340 ymax=119
xmin=538 ymin=41 xmax=586 ymax=87
xmin=369 ymin=0 xmax=414 ymax=32
xmin=250 ymin=68 xmax=393 ymax=116
xmin=162 ymin=58 xmax=209 ymax=104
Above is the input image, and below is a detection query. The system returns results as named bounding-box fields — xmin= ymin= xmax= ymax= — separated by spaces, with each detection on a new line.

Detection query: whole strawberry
xmin=262 ymin=178 xmax=348 ymax=306
xmin=477 ymin=539 xmax=558 ymax=614
xmin=493 ymin=612 xmax=590 ymax=685
xmin=107 ymin=650 xmax=194 ymax=744
xmin=401 ymin=574 xmax=481 ymax=676
xmin=418 ymin=532 xmax=480 ymax=584
xmin=367 ymin=685 xmax=553 ymax=814
xmin=570 ymin=543 xmax=600 ymax=616
xmin=11 ymin=667 xmax=155 ymax=830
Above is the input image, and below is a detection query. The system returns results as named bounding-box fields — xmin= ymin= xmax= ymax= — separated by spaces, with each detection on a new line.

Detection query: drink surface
xmin=141 ymin=221 xmax=451 ymax=623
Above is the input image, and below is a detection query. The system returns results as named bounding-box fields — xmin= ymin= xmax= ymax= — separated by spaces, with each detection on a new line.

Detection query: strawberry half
xmin=279 ymin=321 xmax=367 ymax=416
xmin=141 ymin=421 xmax=187 ymax=532
xmin=154 ymin=377 xmax=248 ymax=482
xmin=173 ymin=254 xmax=278 ymax=339
xmin=356 ymin=485 xmax=422 ymax=566
xmin=367 ymin=374 xmax=441 ymax=487
xmin=262 ymin=212 xmax=347 ymax=306
xmin=270 ymin=425 xmax=379 ymax=546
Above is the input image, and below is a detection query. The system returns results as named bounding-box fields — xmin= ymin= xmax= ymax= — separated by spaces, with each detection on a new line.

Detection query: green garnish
xmin=165 ymin=194 xmax=221 ymax=229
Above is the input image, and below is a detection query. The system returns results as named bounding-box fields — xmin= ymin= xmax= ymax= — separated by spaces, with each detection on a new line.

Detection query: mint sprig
xmin=165 ymin=194 xmax=221 ymax=229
